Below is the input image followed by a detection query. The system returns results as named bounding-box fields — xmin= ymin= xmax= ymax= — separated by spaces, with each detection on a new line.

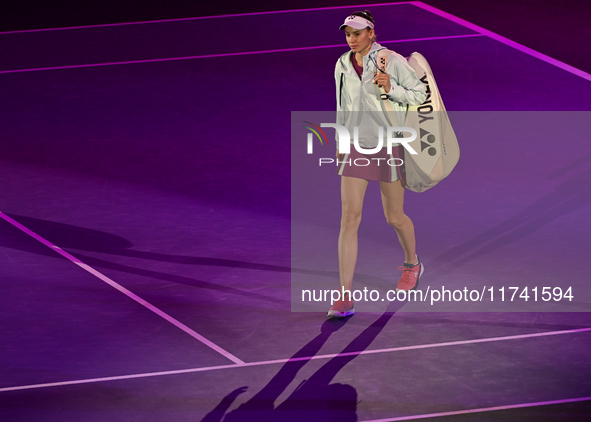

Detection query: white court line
xmin=411 ymin=1 xmax=591 ymax=82
xmin=1 ymin=0 xmax=590 ymax=397
xmin=0 ymin=34 xmax=483 ymax=74
xmin=0 ymin=211 xmax=244 ymax=365
xmin=1 ymin=3 xmax=588 ymax=80
xmin=360 ymin=396 xmax=591 ymax=421
xmin=1 ymin=326 xmax=590 ymax=393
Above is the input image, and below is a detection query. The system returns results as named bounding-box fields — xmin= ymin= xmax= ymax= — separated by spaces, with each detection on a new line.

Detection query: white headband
xmin=339 ymin=15 xmax=374 ymax=31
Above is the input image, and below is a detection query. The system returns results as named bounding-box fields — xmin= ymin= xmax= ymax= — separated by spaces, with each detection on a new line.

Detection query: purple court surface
xmin=1 ymin=2 xmax=591 ymax=421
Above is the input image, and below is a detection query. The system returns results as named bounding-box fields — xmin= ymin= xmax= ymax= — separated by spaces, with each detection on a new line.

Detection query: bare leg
xmin=338 ymin=176 xmax=369 ymax=293
xmin=379 ymin=180 xmax=417 ymax=265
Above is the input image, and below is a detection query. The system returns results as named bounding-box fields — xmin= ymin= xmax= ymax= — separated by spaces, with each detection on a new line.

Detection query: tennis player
xmin=328 ymin=11 xmax=427 ymax=318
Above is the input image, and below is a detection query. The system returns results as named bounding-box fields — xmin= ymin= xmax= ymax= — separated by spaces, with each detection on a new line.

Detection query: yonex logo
xmin=420 ymin=128 xmax=437 ymax=157
xmin=416 ymin=74 xmax=437 ymax=157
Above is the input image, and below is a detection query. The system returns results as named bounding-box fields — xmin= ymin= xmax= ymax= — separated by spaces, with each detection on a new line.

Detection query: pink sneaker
xmin=396 ymin=258 xmax=424 ymax=292
xmin=327 ymin=299 xmax=355 ymax=318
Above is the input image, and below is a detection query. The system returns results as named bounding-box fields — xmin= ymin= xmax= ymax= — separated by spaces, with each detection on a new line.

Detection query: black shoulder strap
xmin=339 ymin=72 xmax=344 ymax=109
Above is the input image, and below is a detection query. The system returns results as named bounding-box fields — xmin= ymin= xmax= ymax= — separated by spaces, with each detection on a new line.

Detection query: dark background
xmin=2 ymin=0 xmax=590 ymax=74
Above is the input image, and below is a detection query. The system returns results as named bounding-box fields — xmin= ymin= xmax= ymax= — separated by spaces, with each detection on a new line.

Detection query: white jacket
xmin=335 ymin=42 xmax=427 ymax=149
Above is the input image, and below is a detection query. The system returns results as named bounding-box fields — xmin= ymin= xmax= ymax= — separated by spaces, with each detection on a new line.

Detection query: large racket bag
xmin=378 ymin=50 xmax=459 ymax=192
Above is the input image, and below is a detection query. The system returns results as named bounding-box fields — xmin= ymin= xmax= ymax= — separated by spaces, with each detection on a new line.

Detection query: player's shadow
xmin=2 ymin=167 xmax=589 ymax=299
xmin=201 ymin=301 xmax=403 ymax=422
xmin=0 ymin=213 xmax=387 ymax=302
xmin=3 ymin=166 xmax=590 ymax=274
xmin=0 ymin=212 xmax=291 ymax=272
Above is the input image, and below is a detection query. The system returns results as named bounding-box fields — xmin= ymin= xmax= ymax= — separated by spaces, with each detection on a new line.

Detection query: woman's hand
xmin=373 ymin=72 xmax=391 ymax=93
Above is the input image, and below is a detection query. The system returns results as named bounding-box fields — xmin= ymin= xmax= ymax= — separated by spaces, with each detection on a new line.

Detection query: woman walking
xmin=328 ymin=11 xmax=427 ymax=318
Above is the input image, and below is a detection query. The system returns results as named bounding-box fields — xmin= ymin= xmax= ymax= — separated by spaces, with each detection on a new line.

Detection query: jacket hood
xmin=369 ymin=42 xmax=386 ymax=54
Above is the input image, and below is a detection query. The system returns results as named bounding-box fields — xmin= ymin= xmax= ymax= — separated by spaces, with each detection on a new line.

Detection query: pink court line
xmin=411 ymin=1 xmax=591 ymax=82
xmin=1 ymin=2 xmax=589 ymax=81
xmin=0 ymin=211 xmax=244 ymax=366
xmin=0 ymin=2 xmax=415 ymax=34
xmin=0 ymin=34 xmax=483 ymax=75
xmin=360 ymin=396 xmax=591 ymax=421
xmin=1 ymin=326 xmax=590 ymax=393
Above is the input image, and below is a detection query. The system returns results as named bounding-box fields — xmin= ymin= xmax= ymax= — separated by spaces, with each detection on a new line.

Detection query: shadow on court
xmin=3 ymin=162 xmax=590 ymax=282
xmin=202 ymin=302 xmax=404 ymax=422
